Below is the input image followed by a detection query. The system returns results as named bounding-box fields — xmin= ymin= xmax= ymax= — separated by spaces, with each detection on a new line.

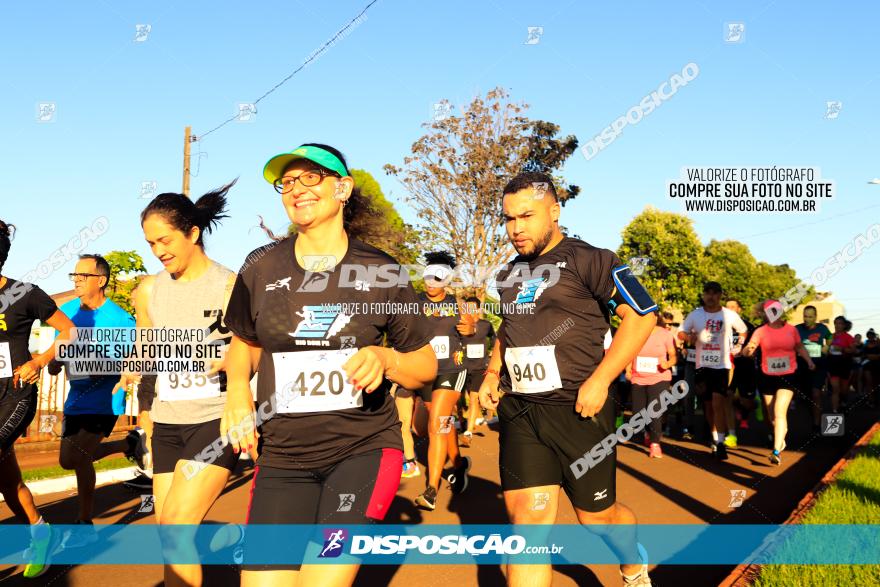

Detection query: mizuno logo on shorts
xmin=594 ymin=489 xmax=608 ymax=501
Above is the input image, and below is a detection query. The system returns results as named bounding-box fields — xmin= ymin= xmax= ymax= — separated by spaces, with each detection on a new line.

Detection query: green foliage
xmin=617 ymin=207 xmax=705 ymax=311
xmin=103 ymin=250 xmax=147 ymax=315
xmin=619 ymin=208 xmax=804 ymax=316
xmin=349 ymin=169 xmax=420 ymax=265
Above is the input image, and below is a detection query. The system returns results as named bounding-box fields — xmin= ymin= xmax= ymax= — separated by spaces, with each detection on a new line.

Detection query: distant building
xmin=791 ymin=293 xmax=846 ymax=325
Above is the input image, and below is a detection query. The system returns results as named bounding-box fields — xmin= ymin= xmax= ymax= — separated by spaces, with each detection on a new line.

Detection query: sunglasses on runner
xmin=273 ymin=169 xmax=338 ymax=194
xmin=68 ymin=273 xmax=105 ymax=281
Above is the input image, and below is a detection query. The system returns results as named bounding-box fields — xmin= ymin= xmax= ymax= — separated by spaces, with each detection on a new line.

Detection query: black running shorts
xmin=498 ymin=393 xmax=617 ymax=513
xmin=151 ymin=419 xmax=239 ymax=474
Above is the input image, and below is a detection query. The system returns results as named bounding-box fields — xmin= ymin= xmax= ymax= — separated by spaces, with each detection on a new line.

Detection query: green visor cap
xmin=263 ymin=145 xmax=350 ymax=184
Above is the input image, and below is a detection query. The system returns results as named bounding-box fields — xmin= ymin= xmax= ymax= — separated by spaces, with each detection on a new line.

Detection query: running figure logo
xmin=319 ymin=529 xmax=348 ymax=558
xmin=337 ymin=494 xmax=356 ymax=512
xmin=438 ymin=415 xmax=456 ymax=434
xmin=729 ymin=489 xmax=746 ymax=508
xmin=821 ymin=414 xmax=844 ymax=436
xmin=138 ymin=495 xmax=155 ymax=513
xmin=533 ymin=492 xmax=550 ymax=511
xmin=514 ymin=277 xmax=549 ymax=305
xmin=266 ymin=277 xmax=292 ymax=292
xmin=290 ymin=305 xmax=352 ymax=339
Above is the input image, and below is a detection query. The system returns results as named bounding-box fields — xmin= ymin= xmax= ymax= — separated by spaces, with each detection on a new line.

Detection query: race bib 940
xmin=504 ymin=346 xmax=562 ymax=394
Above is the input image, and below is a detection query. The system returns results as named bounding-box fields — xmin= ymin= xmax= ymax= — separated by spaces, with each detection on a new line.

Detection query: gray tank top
xmin=147 ymin=261 xmax=234 ymax=424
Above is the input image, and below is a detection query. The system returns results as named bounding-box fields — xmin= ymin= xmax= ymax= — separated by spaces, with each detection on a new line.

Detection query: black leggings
xmin=631 ymin=382 xmax=667 ymax=444
xmin=0 ymin=389 xmax=36 ymax=451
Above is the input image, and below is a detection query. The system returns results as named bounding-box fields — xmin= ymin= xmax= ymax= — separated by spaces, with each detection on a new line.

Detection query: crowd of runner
xmin=0 ymin=144 xmax=877 ymax=586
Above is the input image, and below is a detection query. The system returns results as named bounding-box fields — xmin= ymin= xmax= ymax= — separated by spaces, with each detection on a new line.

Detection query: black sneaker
xmin=123 ymin=472 xmax=153 ymax=490
xmin=125 ymin=428 xmax=148 ymax=471
xmin=715 ymin=442 xmax=728 ymax=461
xmin=415 ymin=486 xmax=437 ymax=510
xmin=449 ymin=456 xmax=471 ymax=494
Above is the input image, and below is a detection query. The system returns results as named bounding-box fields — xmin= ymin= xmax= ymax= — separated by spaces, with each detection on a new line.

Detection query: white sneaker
xmin=475 ymin=417 xmax=486 ymax=426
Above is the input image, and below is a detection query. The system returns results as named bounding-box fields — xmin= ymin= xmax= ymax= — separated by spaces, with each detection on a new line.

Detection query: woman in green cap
xmin=222 ymin=143 xmax=437 ymax=585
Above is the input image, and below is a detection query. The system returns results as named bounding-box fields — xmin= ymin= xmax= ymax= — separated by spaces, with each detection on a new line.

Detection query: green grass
xmin=21 ymin=457 xmax=134 ymax=483
xmin=753 ymin=431 xmax=880 ymax=587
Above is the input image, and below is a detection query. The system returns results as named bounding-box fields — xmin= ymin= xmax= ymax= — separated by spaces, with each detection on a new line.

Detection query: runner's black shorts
xmin=729 ymin=359 xmax=756 ymax=397
xmin=797 ymin=359 xmax=828 ymax=392
xmin=498 ymin=393 xmax=616 ymax=513
xmin=242 ymin=448 xmax=402 ymax=571
xmin=136 ymin=375 xmax=156 ymax=413
xmin=828 ymin=357 xmax=852 ymax=379
xmin=151 ymin=418 xmax=239 ymax=474
xmin=695 ymin=367 xmax=730 ymax=396
xmin=0 ymin=387 xmax=37 ymax=451
xmin=759 ymin=373 xmax=799 ymax=396
xmin=62 ymin=414 xmax=118 ymax=438
xmin=415 ymin=369 xmax=467 ymax=402
xmin=465 ymin=370 xmax=485 ymax=391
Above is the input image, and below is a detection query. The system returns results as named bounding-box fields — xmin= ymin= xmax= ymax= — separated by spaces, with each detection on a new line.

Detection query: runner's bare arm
xmin=591 ymin=305 xmax=655 ymax=387
xmin=220 ymin=335 xmax=260 ymax=454
xmin=795 ymin=342 xmax=815 ymax=369
xmin=13 ymin=310 xmax=75 ymax=386
xmin=479 ymin=336 xmax=504 ymax=410
xmin=345 ymin=343 xmax=436 ymax=393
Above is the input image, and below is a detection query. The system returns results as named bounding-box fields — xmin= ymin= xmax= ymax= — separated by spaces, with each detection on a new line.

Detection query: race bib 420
xmin=273 ymin=348 xmax=360 ymax=413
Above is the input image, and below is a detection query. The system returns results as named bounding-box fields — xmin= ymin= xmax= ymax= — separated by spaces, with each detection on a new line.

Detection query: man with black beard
xmin=480 ymin=172 xmax=658 ymax=586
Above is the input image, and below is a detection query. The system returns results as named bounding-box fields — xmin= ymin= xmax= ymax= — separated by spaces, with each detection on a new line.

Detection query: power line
xmin=743 ymin=203 xmax=880 ymax=238
xmin=196 ymin=0 xmax=379 ymax=142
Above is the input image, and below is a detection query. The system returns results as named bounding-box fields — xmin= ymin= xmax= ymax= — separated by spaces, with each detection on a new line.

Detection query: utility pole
xmin=182 ymin=126 xmax=192 ymax=197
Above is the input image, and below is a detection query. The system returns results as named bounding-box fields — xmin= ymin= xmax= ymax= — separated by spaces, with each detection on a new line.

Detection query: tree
xmin=702 ymin=239 xmax=758 ymax=307
xmin=348 ymin=169 xmax=420 ymax=265
xmin=384 ymin=87 xmax=581 ymax=294
xmin=104 ymin=250 xmax=147 ymax=315
xmin=617 ymin=207 xmax=704 ymax=311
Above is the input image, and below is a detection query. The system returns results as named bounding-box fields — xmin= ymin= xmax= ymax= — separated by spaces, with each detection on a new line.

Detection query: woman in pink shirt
xmin=626 ymin=312 xmax=677 ymax=458
xmin=743 ymin=300 xmax=815 ymax=465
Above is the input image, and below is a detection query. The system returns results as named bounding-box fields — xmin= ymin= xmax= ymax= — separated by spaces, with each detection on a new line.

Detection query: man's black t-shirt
xmin=496 ymin=237 xmax=640 ymax=404
xmin=462 ymin=319 xmax=495 ymax=371
xmin=419 ymin=293 xmax=464 ymax=373
xmin=225 ymin=237 xmax=433 ymax=470
xmin=0 ymin=279 xmax=58 ymax=403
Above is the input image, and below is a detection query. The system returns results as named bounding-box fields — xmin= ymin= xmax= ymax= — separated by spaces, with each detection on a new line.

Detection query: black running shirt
xmin=0 ymin=279 xmax=58 ymax=403
xmin=225 ymin=237 xmax=432 ymax=470
xmin=496 ymin=237 xmax=640 ymax=405
xmin=418 ymin=293 xmax=465 ymax=373
xmin=462 ymin=319 xmax=495 ymax=371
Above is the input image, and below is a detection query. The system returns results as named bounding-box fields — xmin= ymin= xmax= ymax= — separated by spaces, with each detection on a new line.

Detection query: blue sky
xmin=1 ymin=1 xmax=878 ymax=332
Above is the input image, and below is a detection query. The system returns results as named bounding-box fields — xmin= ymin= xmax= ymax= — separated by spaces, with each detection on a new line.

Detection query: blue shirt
xmin=60 ymin=298 xmax=135 ymax=415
